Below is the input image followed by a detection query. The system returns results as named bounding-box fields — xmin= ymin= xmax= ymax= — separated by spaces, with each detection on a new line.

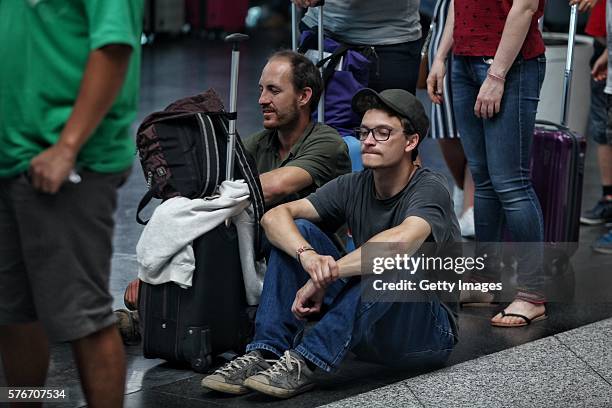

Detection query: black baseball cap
xmin=352 ymin=88 xmax=429 ymax=141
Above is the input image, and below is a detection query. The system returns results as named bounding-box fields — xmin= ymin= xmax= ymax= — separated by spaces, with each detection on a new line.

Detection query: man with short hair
xmin=120 ymin=51 xmax=349 ymax=331
xmin=0 ymin=1 xmax=143 ymax=406
xmin=245 ymin=50 xmax=351 ymax=206
xmin=201 ymin=88 xmax=460 ymax=398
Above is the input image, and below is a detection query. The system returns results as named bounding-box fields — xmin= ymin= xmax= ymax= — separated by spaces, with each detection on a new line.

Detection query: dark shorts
xmin=0 ymin=169 xmax=128 ymax=342
xmin=589 ymin=77 xmax=608 ymax=145
xmin=588 ymin=43 xmax=609 ymax=145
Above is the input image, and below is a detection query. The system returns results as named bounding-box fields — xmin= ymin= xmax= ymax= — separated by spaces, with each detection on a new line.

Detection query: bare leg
xmin=462 ymin=165 xmax=475 ymax=212
xmin=438 ymin=138 xmax=467 ymax=188
xmin=71 ymin=325 xmax=125 ymax=408
xmin=0 ymin=322 xmax=49 ymax=408
xmin=597 ymin=144 xmax=612 ymax=186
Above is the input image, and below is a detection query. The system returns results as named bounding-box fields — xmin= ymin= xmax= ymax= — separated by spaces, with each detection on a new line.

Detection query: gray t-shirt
xmin=606 ymin=0 xmax=612 ymax=94
xmin=306 ymin=167 xmax=460 ymax=247
xmin=306 ymin=167 xmax=461 ymax=334
xmin=302 ymin=0 xmax=421 ymax=46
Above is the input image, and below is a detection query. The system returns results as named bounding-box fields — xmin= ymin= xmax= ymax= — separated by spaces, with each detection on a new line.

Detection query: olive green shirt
xmin=243 ymin=122 xmax=351 ymax=202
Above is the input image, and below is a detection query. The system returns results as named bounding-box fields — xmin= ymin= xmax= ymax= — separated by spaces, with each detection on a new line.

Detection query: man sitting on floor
xmin=201 ymin=88 xmax=460 ymax=398
xmin=118 ymin=51 xmax=350 ymax=341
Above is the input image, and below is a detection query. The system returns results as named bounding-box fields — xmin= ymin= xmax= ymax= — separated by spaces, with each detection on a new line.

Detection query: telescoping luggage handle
xmin=560 ymin=4 xmax=578 ymax=127
xmin=291 ymin=0 xmax=325 ymax=122
xmin=224 ymin=33 xmax=249 ymax=182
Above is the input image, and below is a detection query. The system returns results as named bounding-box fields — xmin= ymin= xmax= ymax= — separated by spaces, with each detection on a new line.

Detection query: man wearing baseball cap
xmin=201 ymin=89 xmax=460 ymax=399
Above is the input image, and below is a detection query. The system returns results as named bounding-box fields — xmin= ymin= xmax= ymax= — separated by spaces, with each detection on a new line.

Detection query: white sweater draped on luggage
xmin=136 ymin=180 xmax=265 ymax=305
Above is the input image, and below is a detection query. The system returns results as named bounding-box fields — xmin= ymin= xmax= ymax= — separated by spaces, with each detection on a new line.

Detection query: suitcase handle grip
xmin=535 ymin=119 xmax=569 ymax=131
xmin=224 ymin=33 xmax=249 ymax=49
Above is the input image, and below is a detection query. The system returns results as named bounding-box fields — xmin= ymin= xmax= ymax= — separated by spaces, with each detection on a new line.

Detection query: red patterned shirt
xmin=453 ymin=0 xmax=545 ymax=60
xmin=585 ymin=0 xmax=606 ymax=38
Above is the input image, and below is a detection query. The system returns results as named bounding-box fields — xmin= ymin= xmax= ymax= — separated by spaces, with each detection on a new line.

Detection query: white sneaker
xmin=452 ymin=186 xmax=464 ymax=218
xmin=459 ymin=207 xmax=475 ymax=238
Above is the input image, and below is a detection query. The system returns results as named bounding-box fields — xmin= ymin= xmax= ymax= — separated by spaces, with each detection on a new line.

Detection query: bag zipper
xmin=146 ymin=171 xmax=153 ymax=188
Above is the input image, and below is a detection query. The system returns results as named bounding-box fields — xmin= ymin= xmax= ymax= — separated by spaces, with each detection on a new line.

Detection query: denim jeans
xmin=451 ymin=55 xmax=547 ymax=299
xmin=246 ymin=220 xmax=456 ymax=372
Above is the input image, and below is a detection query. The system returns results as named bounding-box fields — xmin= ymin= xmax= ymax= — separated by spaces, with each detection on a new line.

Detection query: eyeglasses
xmin=354 ymin=126 xmax=403 ymax=142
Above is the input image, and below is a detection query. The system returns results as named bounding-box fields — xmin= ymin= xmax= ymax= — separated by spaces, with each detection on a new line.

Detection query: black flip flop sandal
xmin=490 ymin=310 xmax=547 ymax=328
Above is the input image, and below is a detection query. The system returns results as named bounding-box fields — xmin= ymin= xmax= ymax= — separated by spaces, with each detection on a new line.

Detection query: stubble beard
xmin=266 ymin=101 xmax=301 ymax=133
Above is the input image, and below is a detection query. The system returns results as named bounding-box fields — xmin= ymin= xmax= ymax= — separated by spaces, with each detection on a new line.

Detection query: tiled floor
xmin=326 ymin=318 xmax=612 ymax=408
xmin=2 ymin=30 xmax=612 ymax=407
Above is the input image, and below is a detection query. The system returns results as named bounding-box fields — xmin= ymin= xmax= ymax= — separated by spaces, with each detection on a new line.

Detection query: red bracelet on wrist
xmin=296 ymin=245 xmax=315 ymax=267
xmin=487 ymin=69 xmax=506 ymax=83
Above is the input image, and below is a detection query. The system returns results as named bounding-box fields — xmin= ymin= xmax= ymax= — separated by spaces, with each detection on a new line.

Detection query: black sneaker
xmin=244 ymin=350 xmax=316 ymax=399
xmin=201 ymin=351 xmax=273 ymax=395
xmin=580 ymin=198 xmax=612 ymax=225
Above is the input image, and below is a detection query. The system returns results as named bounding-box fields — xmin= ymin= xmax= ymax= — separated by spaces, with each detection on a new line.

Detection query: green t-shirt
xmin=243 ymin=122 xmax=351 ymax=202
xmin=0 ymin=0 xmax=144 ymax=178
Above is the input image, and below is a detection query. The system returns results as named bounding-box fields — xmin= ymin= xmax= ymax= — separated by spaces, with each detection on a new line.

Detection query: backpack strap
xmin=136 ymin=184 xmax=160 ymax=225
xmin=316 ymin=44 xmax=350 ymax=89
xmin=297 ymin=29 xmax=357 ymax=90
xmin=233 ymin=129 xmax=266 ymax=253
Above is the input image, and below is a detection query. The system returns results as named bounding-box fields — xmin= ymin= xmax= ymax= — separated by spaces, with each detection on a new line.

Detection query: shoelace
xmin=260 ymin=351 xmax=302 ymax=382
xmin=214 ymin=354 xmax=260 ymax=376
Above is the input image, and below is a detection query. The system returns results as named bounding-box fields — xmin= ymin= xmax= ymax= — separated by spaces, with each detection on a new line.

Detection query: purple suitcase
xmin=530 ymin=5 xmax=585 ymax=244
xmin=531 ymin=122 xmax=586 ymax=242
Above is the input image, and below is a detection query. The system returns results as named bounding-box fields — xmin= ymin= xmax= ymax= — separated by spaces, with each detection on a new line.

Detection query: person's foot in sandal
xmin=491 ymin=299 xmax=546 ymax=327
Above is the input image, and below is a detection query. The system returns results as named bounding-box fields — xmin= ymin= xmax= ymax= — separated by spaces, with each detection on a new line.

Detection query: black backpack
xmin=135 ymin=88 xmax=265 ymax=249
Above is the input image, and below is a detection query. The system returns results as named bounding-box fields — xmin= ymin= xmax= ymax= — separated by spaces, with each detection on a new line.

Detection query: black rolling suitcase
xmin=138 ymin=34 xmax=258 ymax=373
xmin=139 ymin=226 xmax=252 ymax=372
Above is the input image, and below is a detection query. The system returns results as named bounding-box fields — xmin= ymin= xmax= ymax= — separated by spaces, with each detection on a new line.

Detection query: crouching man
xmin=201 ymin=89 xmax=460 ymax=398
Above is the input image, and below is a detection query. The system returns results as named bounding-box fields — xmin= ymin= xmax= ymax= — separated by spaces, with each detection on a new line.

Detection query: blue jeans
xmin=451 ymin=55 xmax=546 ymax=299
xmin=246 ymin=220 xmax=456 ymax=372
